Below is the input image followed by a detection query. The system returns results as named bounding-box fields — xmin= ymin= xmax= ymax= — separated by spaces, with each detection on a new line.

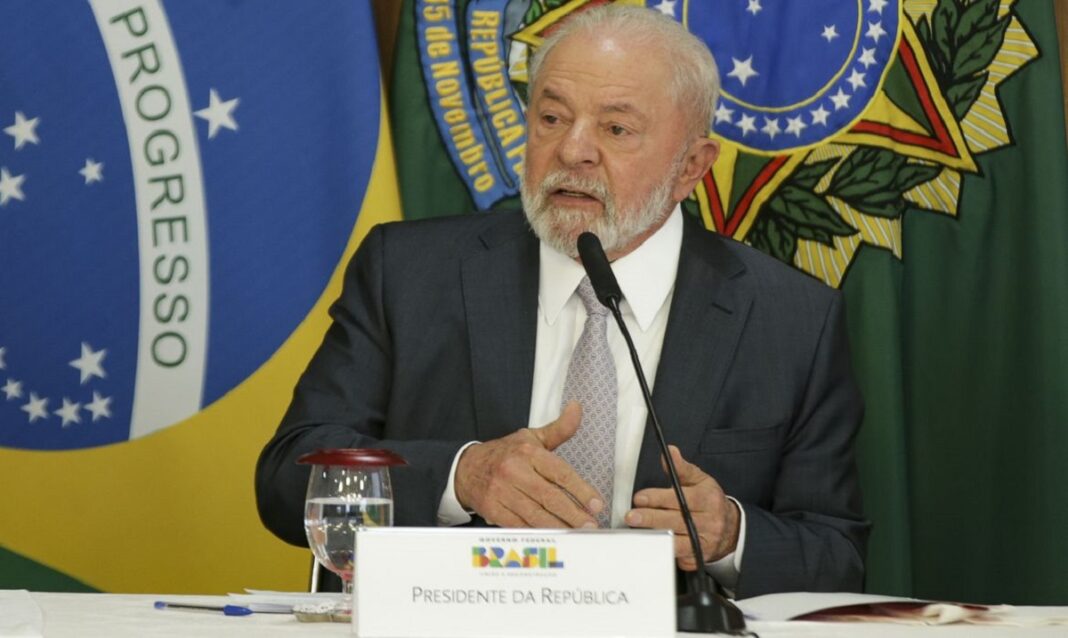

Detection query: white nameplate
xmin=353 ymin=527 xmax=675 ymax=638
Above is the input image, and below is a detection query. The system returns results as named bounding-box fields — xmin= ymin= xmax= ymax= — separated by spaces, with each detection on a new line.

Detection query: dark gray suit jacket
xmin=255 ymin=211 xmax=869 ymax=598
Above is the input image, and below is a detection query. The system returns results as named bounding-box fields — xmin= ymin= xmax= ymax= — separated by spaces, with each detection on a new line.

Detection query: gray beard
xmin=521 ymin=170 xmax=677 ymax=259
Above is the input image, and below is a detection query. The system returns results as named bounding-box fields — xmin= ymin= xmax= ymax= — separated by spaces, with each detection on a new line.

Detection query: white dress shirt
xmin=436 ymin=207 xmax=744 ymax=587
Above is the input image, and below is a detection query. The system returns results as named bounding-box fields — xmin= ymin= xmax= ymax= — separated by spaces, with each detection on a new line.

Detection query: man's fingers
xmin=661 ymin=445 xmax=708 ymax=486
xmin=632 ymin=484 xmax=717 ymax=512
xmin=455 ymin=406 xmax=604 ymax=528
xmin=673 ymin=535 xmax=702 ymax=568
xmin=523 ymin=477 xmax=600 ymax=528
xmin=674 ymin=537 xmax=702 ymax=571
xmin=484 ymin=486 xmax=568 ymax=529
xmin=509 ymin=483 xmax=585 ymax=529
xmin=625 ymin=506 xmax=688 ymax=534
xmin=483 ymin=502 xmax=529 ymax=529
xmin=626 ymin=508 xmax=714 ymax=567
xmin=531 ymin=450 xmax=605 ymax=518
xmin=534 ymin=402 xmax=582 ymax=451
xmin=489 ymin=477 xmax=596 ymax=529
xmin=483 ymin=442 xmax=601 ymax=527
xmin=632 ymin=487 xmax=678 ymax=511
xmin=626 ymin=452 xmax=739 ymax=565
xmin=491 ymin=445 xmax=602 ymax=526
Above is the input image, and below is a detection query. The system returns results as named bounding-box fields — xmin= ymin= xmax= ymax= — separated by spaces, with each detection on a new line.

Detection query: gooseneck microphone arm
xmin=576 ymin=232 xmax=749 ymax=635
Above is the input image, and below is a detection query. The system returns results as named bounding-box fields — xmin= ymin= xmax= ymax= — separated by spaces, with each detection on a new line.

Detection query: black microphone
xmin=576 ymin=232 xmax=748 ymax=635
xmin=577 ymin=232 xmax=622 ymax=308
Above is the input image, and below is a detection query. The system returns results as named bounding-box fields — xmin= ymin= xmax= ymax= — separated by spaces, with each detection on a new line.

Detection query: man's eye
xmin=608 ymin=125 xmax=628 ymax=136
xmin=542 ymin=114 xmax=559 ymax=125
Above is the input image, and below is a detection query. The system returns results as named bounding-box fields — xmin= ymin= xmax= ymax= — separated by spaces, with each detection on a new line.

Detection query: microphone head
xmin=577 ymin=232 xmax=623 ymax=309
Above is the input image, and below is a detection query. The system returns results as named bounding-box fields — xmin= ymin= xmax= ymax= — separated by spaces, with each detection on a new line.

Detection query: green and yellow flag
xmin=0 ymin=1 xmax=400 ymax=592
xmin=389 ymin=0 xmax=1068 ymax=603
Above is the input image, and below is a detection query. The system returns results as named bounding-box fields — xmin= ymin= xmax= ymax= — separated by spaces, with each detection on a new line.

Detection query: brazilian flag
xmin=389 ymin=0 xmax=1068 ymax=603
xmin=0 ymin=1 xmax=400 ymax=592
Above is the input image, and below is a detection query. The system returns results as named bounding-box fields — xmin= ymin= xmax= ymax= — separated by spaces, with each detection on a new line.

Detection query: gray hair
xmin=526 ymin=5 xmax=720 ymax=137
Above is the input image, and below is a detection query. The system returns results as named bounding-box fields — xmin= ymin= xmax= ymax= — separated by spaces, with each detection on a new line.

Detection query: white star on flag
xmin=736 ymin=114 xmax=757 ymax=136
xmin=195 ymin=88 xmax=240 ymax=139
xmin=746 ymin=0 xmax=762 ymax=16
xmin=4 ymin=111 xmax=40 ymax=150
xmin=847 ymin=69 xmax=867 ymax=90
xmin=830 ymin=89 xmax=852 ymax=110
xmin=866 ymin=21 xmax=887 ymax=42
xmin=761 ymin=117 xmax=781 ymax=140
xmin=714 ymin=103 xmax=735 ymax=125
xmin=869 ymin=0 xmax=888 ymax=13
xmin=86 ymin=391 xmax=113 ymax=422
xmin=654 ymin=0 xmax=676 ymax=16
xmin=859 ymin=48 xmax=878 ymax=68
xmin=0 ymin=346 xmax=6 ymax=369
xmin=785 ymin=115 xmax=808 ymax=137
xmin=821 ymin=25 xmax=839 ymax=43
xmin=55 ymin=398 xmax=82 ymax=428
xmin=79 ymin=158 xmax=104 ymax=184
xmin=70 ymin=342 xmax=107 ymax=384
xmin=0 ymin=167 xmax=26 ymax=206
xmin=21 ymin=393 xmax=48 ymax=423
xmin=811 ymin=105 xmax=831 ymax=126
xmin=728 ymin=56 xmax=759 ymax=87
xmin=2 ymin=378 xmax=22 ymax=401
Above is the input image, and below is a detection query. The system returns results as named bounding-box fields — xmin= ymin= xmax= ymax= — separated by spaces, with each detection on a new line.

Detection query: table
xmin=6 ymin=592 xmax=1067 ymax=637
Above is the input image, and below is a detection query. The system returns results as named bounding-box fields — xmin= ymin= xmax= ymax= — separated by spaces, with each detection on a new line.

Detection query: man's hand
xmin=454 ymin=402 xmax=604 ymax=528
xmin=625 ymin=445 xmax=740 ymax=571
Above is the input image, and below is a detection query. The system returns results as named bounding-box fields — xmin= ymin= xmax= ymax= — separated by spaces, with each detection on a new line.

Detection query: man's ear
xmin=673 ymin=137 xmax=720 ymax=202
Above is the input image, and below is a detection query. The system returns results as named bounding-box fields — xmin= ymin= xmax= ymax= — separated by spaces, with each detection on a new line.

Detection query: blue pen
xmin=154 ymin=601 xmax=254 ymax=616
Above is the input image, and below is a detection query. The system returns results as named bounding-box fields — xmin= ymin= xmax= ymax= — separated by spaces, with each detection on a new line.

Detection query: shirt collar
xmin=538 ymin=205 xmax=683 ymax=331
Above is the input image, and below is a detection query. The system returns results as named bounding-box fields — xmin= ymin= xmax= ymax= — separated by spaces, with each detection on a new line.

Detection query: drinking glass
xmin=298 ymin=448 xmax=407 ymax=615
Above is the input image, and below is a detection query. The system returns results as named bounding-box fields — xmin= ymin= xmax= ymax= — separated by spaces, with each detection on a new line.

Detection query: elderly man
xmin=256 ymin=6 xmax=868 ymax=598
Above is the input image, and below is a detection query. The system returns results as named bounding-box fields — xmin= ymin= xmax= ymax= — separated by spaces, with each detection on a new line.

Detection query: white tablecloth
xmin=5 ymin=591 xmax=1067 ymax=637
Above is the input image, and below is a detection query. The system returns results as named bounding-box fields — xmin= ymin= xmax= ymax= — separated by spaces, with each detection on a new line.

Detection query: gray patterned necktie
xmin=556 ymin=276 xmax=617 ymax=527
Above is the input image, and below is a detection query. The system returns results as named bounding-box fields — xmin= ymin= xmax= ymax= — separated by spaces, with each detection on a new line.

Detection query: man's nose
xmin=556 ymin=121 xmax=600 ymax=168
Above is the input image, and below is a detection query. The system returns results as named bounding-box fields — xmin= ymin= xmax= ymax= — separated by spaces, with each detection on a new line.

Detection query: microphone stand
xmin=576 ymin=232 xmax=748 ymax=635
xmin=604 ymin=297 xmax=748 ymax=635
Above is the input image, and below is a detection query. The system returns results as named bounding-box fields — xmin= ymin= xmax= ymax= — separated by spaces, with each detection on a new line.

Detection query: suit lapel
xmin=461 ymin=214 xmax=540 ymax=442
xmin=634 ymin=216 xmax=753 ymax=490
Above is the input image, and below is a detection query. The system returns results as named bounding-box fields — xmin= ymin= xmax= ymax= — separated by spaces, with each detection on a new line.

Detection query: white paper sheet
xmin=737 ymin=592 xmax=925 ymax=621
xmin=0 ymin=590 xmax=44 ymax=638
xmin=736 ymin=592 xmax=1068 ymax=627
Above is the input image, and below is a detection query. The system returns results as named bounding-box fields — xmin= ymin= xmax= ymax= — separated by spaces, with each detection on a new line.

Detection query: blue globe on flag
xmin=680 ymin=0 xmax=900 ymax=153
xmin=0 ymin=1 xmax=380 ymax=450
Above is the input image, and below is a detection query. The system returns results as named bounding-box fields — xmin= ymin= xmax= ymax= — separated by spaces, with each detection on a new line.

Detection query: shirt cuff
xmin=705 ymin=496 xmax=746 ymax=594
xmin=436 ymin=441 xmax=480 ymax=526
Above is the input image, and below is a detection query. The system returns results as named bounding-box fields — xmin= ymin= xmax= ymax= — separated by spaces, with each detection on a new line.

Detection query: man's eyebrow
xmin=536 ymin=88 xmax=648 ymax=123
xmin=600 ymin=102 xmax=638 ymax=115
xmin=539 ymin=87 xmax=570 ymax=106
xmin=601 ymin=101 xmax=648 ymax=124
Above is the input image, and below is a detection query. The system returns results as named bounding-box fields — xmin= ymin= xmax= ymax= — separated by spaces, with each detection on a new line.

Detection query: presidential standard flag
xmin=390 ymin=0 xmax=1068 ymax=603
xmin=0 ymin=1 xmax=401 ymax=592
